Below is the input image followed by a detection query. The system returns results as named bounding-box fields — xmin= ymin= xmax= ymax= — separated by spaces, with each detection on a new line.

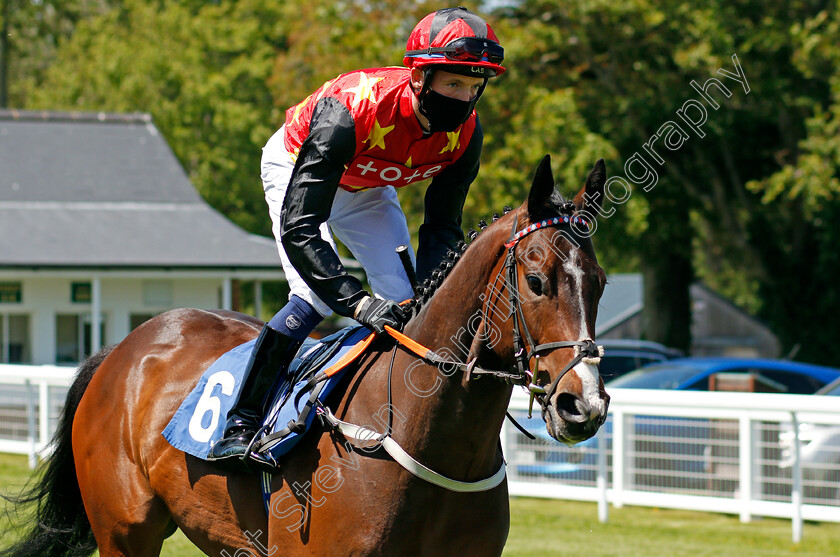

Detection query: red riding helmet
xmin=403 ymin=7 xmax=506 ymax=78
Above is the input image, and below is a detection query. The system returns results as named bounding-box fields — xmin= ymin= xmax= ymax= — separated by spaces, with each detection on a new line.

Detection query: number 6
xmin=188 ymin=370 xmax=236 ymax=443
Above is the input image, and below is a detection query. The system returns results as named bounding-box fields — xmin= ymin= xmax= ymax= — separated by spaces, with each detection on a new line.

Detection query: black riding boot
xmin=207 ymin=325 xmax=301 ymax=469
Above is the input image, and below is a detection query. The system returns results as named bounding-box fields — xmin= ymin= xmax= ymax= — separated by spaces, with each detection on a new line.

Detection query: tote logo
xmin=342 ymin=156 xmax=447 ymax=189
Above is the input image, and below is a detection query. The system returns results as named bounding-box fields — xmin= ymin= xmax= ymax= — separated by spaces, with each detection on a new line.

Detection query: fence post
xmin=612 ymin=408 xmax=625 ymax=508
xmin=790 ymin=411 xmax=803 ymax=543
xmin=597 ymin=427 xmax=609 ymax=523
xmin=739 ymin=415 xmax=752 ymax=523
xmin=39 ymin=380 xmax=50 ymax=460
xmin=24 ymin=378 xmax=36 ymax=469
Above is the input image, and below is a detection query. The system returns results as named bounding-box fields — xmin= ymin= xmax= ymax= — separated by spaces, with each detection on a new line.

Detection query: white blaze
xmin=563 ymin=249 xmax=602 ymax=413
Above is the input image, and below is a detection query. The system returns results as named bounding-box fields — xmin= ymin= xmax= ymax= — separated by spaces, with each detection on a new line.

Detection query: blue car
xmin=608 ymin=357 xmax=840 ymax=393
xmin=597 ymin=339 xmax=683 ymax=383
xmin=512 ymin=358 xmax=840 ymax=491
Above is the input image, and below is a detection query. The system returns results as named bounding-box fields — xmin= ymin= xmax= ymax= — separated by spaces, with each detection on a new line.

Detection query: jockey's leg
xmin=328 ymin=185 xmax=415 ymax=304
xmin=260 ymin=124 xmax=336 ymax=318
xmin=208 ymin=126 xmax=333 ymax=470
xmin=206 ymin=322 xmax=304 ymax=469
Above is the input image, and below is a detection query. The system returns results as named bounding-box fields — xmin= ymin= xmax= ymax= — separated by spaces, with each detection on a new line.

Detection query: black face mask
xmin=419 ymin=88 xmax=476 ymax=133
xmin=416 ymin=70 xmax=488 ymax=133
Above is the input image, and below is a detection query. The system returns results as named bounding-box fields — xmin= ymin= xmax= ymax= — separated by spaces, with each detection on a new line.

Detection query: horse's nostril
xmin=556 ymin=393 xmax=589 ymax=424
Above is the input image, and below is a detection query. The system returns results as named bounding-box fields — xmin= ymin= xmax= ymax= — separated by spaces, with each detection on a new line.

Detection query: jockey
xmin=208 ymin=7 xmax=505 ymax=468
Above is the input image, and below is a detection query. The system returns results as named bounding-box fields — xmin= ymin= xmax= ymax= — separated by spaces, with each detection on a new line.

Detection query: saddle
xmin=162 ymin=325 xmax=373 ymax=467
xmin=250 ymin=325 xmax=373 ymax=466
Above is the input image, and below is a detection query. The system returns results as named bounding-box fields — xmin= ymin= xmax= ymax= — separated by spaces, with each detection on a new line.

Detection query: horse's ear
xmin=527 ymin=154 xmax=556 ymax=219
xmin=573 ymin=158 xmax=606 ymax=214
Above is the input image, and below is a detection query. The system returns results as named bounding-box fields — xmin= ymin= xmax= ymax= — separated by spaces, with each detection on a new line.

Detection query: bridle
xmin=500 ymin=214 xmax=603 ymax=417
xmin=309 ymin=211 xmax=606 ymax=492
xmin=386 ymin=212 xmax=604 ymax=417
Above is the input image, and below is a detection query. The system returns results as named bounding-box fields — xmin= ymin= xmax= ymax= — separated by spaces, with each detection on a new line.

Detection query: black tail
xmin=1 ymin=346 xmax=114 ymax=557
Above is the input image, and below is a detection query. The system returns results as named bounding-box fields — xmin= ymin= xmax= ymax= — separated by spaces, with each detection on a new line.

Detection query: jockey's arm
xmin=416 ymin=118 xmax=483 ymax=282
xmin=280 ymin=97 xmax=368 ymax=318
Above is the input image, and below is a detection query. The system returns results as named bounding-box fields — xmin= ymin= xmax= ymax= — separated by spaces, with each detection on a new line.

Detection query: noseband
xmin=502 ymin=214 xmax=603 ymax=416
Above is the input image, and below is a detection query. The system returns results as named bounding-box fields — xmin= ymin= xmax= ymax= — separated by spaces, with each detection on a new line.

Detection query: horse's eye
xmin=526 ymin=274 xmax=543 ymax=296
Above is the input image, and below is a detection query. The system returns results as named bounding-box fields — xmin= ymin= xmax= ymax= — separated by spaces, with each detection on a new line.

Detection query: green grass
xmin=2 ymin=453 xmax=838 ymax=556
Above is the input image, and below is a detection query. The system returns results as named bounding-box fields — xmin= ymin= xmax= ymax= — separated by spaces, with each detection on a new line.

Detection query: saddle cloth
xmin=162 ymin=325 xmax=372 ymax=464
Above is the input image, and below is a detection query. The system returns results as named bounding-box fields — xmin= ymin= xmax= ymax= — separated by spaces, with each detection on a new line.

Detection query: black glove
xmin=355 ymin=296 xmax=408 ymax=334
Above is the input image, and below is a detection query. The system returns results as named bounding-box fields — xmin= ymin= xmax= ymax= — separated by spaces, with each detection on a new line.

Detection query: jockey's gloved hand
xmin=354 ymin=296 xmax=408 ymax=334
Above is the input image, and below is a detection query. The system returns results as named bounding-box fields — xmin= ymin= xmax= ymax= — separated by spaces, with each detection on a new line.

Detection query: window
xmin=1 ymin=314 xmax=31 ymax=363
xmin=756 ymin=368 xmax=825 ymax=395
xmin=600 ymin=352 xmax=669 ymax=382
xmin=0 ymin=282 xmax=22 ymax=304
xmin=56 ymin=314 xmax=106 ymax=364
xmin=130 ymin=314 xmax=156 ymax=331
xmin=143 ymin=280 xmax=172 ymax=306
xmin=71 ymin=282 xmax=92 ymax=303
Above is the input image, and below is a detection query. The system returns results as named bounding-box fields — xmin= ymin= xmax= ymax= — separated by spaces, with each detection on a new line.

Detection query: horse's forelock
xmin=530 ymin=190 xmax=572 ymax=222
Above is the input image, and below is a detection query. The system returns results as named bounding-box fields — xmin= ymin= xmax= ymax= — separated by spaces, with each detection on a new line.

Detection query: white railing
xmin=0 ymin=364 xmax=75 ymax=467
xmin=1 ymin=365 xmax=838 ymax=542
xmin=503 ymin=388 xmax=840 ymax=543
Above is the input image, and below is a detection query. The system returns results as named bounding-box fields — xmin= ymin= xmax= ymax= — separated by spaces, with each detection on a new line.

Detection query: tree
xmin=27 ymin=0 xmax=289 ymax=235
xmin=0 ymin=0 xmax=114 ymax=107
xmin=20 ymin=0 xmax=840 ymax=363
xmin=745 ymin=6 xmax=840 ymax=364
xmin=488 ymin=0 xmax=840 ymax=362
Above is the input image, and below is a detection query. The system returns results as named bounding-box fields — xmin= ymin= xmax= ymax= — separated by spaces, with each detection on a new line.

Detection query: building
xmin=596 ymin=273 xmax=780 ymax=358
xmin=0 ymin=110 xmax=284 ymax=365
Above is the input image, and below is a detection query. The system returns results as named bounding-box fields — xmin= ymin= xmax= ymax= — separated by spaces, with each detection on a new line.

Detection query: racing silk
xmin=278 ymin=67 xmax=483 ymax=319
xmin=283 ymin=67 xmax=478 ymax=192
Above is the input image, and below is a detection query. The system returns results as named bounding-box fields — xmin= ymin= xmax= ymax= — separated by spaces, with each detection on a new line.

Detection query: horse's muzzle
xmin=543 ymin=385 xmax=610 ymax=445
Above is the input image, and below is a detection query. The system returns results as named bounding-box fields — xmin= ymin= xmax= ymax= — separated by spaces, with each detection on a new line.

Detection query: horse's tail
xmin=0 ymin=346 xmax=113 ymax=557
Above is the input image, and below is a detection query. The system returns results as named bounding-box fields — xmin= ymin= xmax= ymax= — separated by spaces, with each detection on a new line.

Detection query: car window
xmin=683 ymin=376 xmax=710 ymax=391
xmin=823 ymin=383 xmax=840 ymax=396
xmin=754 ymin=368 xmax=826 ymax=394
xmin=816 ymin=376 xmax=840 ymax=396
xmin=607 ymin=364 xmax=701 ymax=389
xmin=599 ymin=354 xmax=666 ymax=382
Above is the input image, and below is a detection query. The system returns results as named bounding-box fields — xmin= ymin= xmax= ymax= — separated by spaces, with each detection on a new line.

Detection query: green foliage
xmin=24 ymin=0 xmax=286 ymax=235
xmin=7 ymin=0 xmax=840 ymax=363
xmin=1 ymin=0 xmax=115 ymax=107
xmin=486 ymin=0 xmax=840 ymax=360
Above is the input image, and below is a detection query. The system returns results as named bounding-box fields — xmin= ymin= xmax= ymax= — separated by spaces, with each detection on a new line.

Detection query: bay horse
xmin=1 ymin=155 xmax=609 ymax=557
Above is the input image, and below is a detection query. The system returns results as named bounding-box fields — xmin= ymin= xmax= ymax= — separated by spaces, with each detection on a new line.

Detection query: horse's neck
xmin=394 ymin=222 xmax=514 ymax=476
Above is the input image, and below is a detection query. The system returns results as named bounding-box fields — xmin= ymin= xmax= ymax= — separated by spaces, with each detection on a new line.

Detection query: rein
xmin=319 ymin=213 xmax=604 ymax=493
xmin=386 ymin=214 xmax=603 ymax=416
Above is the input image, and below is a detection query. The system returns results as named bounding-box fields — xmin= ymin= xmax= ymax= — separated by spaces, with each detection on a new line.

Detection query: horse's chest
xmin=269 ymin=460 xmax=509 ymax=556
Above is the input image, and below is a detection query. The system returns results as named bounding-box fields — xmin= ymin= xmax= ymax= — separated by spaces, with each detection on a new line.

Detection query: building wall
xmin=0 ymin=275 xmax=224 ymax=365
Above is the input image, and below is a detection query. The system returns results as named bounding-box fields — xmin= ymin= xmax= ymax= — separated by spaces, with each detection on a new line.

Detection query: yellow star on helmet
xmin=405 ymin=156 xmax=413 ymax=168
xmin=345 ymin=73 xmax=383 ymax=109
xmin=365 ymin=118 xmax=395 ymax=150
xmin=439 ymin=130 xmax=462 ymax=154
